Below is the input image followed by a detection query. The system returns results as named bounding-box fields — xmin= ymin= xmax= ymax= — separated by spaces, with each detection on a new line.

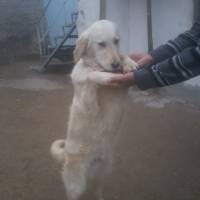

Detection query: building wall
xmin=76 ymin=0 xmax=194 ymax=54
xmin=0 ymin=0 xmax=42 ymax=62
xmin=104 ymin=0 xmax=194 ymax=53
xmin=105 ymin=0 xmax=148 ymax=53
xmin=127 ymin=0 xmax=148 ymax=53
xmin=104 ymin=0 xmax=131 ymax=53
xmin=77 ymin=0 xmax=148 ymax=53
xmin=77 ymin=0 xmax=100 ymax=34
xmin=151 ymin=0 xmax=193 ymax=48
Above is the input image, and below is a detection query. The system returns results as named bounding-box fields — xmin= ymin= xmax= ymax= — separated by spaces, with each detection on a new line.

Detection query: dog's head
xmin=74 ymin=20 xmax=122 ymax=72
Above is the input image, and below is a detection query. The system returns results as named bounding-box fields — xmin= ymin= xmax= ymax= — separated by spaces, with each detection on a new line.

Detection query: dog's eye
xmin=98 ymin=42 xmax=106 ymax=48
xmin=114 ymin=38 xmax=119 ymax=45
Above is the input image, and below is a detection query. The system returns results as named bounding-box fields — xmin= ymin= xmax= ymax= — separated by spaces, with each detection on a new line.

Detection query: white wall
xmin=105 ymin=0 xmax=194 ymax=52
xmin=77 ymin=0 xmax=100 ymax=34
xmin=105 ymin=0 xmax=148 ymax=53
xmin=129 ymin=0 xmax=148 ymax=52
xmin=77 ymin=0 xmax=194 ymax=53
xmin=104 ymin=0 xmax=130 ymax=53
xmin=151 ymin=0 xmax=193 ymax=48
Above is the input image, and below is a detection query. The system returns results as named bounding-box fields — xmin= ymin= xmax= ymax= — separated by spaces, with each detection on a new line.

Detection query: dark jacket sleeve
xmin=134 ymin=45 xmax=200 ymax=90
xmin=150 ymin=21 xmax=200 ymax=63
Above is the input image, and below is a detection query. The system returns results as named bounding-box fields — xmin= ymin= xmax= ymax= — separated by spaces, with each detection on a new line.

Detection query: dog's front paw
xmin=88 ymin=71 xmax=115 ymax=85
xmin=122 ymin=56 xmax=138 ymax=73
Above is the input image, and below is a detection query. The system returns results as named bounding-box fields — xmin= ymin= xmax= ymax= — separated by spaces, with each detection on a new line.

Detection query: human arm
xmin=134 ymin=45 xmax=200 ymax=90
xmin=129 ymin=22 xmax=200 ymax=67
xmin=110 ymin=44 xmax=200 ymax=90
xmin=149 ymin=21 xmax=200 ymax=63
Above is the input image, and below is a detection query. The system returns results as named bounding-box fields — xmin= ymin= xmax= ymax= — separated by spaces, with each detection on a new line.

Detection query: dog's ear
xmin=73 ymin=33 xmax=89 ymax=63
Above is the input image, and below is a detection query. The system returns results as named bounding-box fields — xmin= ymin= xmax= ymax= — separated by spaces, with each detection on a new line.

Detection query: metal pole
xmin=100 ymin=0 xmax=106 ymax=19
xmin=146 ymin=0 xmax=153 ymax=51
xmin=193 ymin=0 xmax=200 ymax=22
xmin=36 ymin=26 xmax=42 ymax=57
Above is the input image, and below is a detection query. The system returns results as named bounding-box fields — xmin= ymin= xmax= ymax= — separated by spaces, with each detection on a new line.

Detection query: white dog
xmin=50 ymin=20 xmax=138 ymax=200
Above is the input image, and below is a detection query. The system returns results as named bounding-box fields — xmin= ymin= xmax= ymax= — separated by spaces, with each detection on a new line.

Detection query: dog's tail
xmin=50 ymin=140 xmax=66 ymax=164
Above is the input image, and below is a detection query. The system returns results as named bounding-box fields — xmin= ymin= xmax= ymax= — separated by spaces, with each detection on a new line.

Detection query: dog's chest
xmin=97 ymin=87 xmax=127 ymax=120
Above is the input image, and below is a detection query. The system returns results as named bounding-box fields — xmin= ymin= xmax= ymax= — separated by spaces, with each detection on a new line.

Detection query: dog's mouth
xmin=95 ymin=61 xmax=123 ymax=74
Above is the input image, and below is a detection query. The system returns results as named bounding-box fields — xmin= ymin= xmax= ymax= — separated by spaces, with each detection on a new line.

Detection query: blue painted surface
xmin=42 ymin=0 xmax=78 ymax=47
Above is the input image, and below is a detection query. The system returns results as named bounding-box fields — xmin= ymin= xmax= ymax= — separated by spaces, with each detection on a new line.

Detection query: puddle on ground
xmin=128 ymin=82 xmax=200 ymax=109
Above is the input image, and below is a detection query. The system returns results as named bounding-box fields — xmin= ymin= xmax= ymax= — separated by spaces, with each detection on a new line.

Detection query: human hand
xmin=107 ymin=72 xmax=134 ymax=87
xmin=129 ymin=53 xmax=154 ymax=66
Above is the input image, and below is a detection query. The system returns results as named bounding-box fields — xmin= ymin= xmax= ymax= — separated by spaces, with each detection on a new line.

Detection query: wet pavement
xmin=0 ymin=59 xmax=200 ymax=200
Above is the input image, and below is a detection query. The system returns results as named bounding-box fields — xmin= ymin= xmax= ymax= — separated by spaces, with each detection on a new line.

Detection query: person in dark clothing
xmin=109 ymin=19 xmax=200 ymax=90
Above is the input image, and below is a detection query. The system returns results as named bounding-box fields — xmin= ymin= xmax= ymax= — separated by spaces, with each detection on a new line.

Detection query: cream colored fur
xmin=50 ymin=20 xmax=138 ymax=200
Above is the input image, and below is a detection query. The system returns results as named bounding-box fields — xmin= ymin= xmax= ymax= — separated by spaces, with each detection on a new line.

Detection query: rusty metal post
xmin=146 ymin=0 xmax=153 ymax=51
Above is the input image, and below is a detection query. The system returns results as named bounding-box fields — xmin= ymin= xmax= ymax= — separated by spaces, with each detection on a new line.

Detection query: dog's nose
xmin=111 ymin=62 xmax=120 ymax=69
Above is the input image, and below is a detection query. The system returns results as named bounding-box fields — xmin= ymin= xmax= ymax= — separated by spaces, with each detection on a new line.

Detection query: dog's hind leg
xmin=62 ymin=154 xmax=88 ymax=200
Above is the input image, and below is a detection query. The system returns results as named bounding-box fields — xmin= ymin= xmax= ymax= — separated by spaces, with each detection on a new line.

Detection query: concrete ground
xmin=0 ymin=59 xmax=200 ymax=200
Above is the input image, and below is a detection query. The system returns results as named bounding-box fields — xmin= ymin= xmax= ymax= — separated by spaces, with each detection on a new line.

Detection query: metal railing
xmin=36 ymin=0 xmax=78 ymax=58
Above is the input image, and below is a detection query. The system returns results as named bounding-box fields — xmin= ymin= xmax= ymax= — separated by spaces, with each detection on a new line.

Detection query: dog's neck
xmin=82 ymin=58 xmax=104 ymax=72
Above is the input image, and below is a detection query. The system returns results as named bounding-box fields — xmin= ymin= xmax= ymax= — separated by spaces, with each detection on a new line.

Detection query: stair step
xmin=42 ymin=24 xmax=76 ymax=69
xmin=69 ymin=35 xmax=78 ymax=38
xmin=48 ymin=46 xmax=74 ymax=54
xmin=55 ymin=35 xmax=78 ymax=40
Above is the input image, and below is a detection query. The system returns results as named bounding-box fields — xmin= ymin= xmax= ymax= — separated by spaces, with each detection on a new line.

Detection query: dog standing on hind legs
xmin=50 ymin=20 xmax=138 ymax=200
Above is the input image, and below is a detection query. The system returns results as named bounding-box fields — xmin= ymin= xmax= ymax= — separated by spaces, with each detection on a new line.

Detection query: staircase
xmin=36 ymin=0 xmax=79 ymax=71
